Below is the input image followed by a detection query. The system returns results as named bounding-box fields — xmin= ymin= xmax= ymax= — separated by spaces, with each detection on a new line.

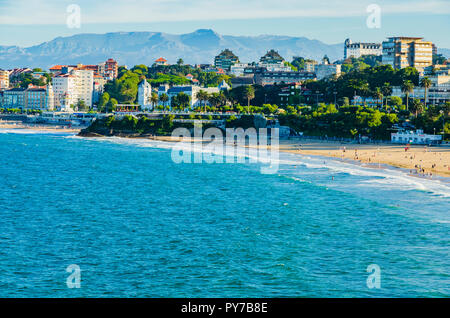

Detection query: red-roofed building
xmin=98 ymin=58 xmax=118 ymax=80
xmin=49 ymin=65 xmax=65 ymax=75
xmin=155 ymin=57 xmax=168 ymax=66
xmin=216 ymin=68 xmax=225 ymax=75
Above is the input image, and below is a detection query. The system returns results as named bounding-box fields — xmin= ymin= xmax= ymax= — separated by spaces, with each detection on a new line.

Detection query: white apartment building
xmin=230 ymin=63 xmax=249 ymax=76
xmin=52 ymin=69 xmax=94 ymax=111
xmin=315 ymin=60 xmax=342 ymax=80
xmin=344 ymin=39 xmax=382 ymax=59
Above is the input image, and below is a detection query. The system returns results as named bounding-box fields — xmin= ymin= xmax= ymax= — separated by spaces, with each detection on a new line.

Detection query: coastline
xmin=276 ymin=139 xmax=450 ymax=178
xmin=2 ymin=122 xmax=449 ymax=178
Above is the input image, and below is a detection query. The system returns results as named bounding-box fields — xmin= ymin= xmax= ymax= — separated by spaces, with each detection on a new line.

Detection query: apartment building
xmin=98 ymin=58 xmax=119 ymax=80
xmin=255 ymin=71 xmax=316 ymax=86
xmin=315 ymin=59 xmax=342 ymax=80
xmin=344 ymin=39 xmax=382 ymax=59
xmin=260 ymin=50 xmax=284 ymax=65
xmin=1 ymin=84 xmax=54 ymax=110
xmin=214 ymin=49 xmax=239 ymax=72
xmin=382 ymin=37 xmax=433 ymax=71
xmin=52 ymin=68 xmax=94 ymax=110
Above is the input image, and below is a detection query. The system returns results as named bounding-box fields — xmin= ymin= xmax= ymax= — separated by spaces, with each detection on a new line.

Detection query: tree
xmin=420 ymin=77 xmax=432 ymax=108
xmin=373 ymin=87 xmax=383 ymax=108
xmin=98 ymin=92 xmax=110 ymax=112
xmin=381 ymin=82 xmax=392 ymax=110
xmin=401 ymin=80 xmax=414 ymax=111
xmin=150 ymin=92 xmax=159 ymax=111
xmin=177 ymin=58 xmax=184 ymax=66
xmin=176 ymin=92 xmax=191 ymax=111
xmin=159 ymin=93 xmax=169 ymax=110
xmin=388 ymin=96 xmax=403 ymax=109
xmin=107 ymin=98 xmax=118 ymax=113
xmin=410 ymin=99 xmax=424 ymax=118
xmin=243 ymin=86 xmax=255 ymax=113
xmin=75 ymin=99 xmax=88 ymax=111
xmin=196 ymin=90 xmax=209 ymax=112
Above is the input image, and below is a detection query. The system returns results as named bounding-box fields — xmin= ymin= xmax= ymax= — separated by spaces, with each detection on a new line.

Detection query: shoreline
xmin=276 ymin=139 xmax=450 ymax=178
xmin=2 ymin=122 xmax=450 ymax=178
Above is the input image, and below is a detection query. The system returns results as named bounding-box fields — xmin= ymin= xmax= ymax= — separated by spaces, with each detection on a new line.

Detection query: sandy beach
xmin=150 ymin=136 xmax=450 ymax=178
xmin=278 ymin=139 xmax=450 ymax=178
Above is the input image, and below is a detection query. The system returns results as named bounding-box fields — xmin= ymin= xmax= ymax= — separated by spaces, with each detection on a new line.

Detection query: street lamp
xmin=440 ymin=110 xmax=445 ymax=135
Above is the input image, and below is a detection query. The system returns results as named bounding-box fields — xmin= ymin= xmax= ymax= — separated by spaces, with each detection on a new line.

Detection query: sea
xmin=0 ymin=129 xmax=449 ymax=297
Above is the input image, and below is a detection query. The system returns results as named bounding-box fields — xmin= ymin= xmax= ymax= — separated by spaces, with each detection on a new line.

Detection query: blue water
xmin=0 ymin=130 xmax=449 ymax=297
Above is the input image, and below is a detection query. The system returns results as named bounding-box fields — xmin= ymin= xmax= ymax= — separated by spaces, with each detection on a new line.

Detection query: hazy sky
xmin=1 ymin=0 xmax=449 ymax=48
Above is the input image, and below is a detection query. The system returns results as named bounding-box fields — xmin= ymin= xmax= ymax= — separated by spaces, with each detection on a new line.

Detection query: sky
xmin=0 ymin=0 xmax=449 ymax=48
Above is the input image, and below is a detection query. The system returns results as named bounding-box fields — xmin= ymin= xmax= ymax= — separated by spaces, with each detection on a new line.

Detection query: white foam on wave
xmin=278 ymin=151 xmax=450 ymax=198
xmin=74 ymin=135 xmax=450 ymax=198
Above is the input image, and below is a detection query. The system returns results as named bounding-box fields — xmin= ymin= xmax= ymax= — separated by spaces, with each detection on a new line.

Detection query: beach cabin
xmin=391 ymin=129 xmax=442 ymax=145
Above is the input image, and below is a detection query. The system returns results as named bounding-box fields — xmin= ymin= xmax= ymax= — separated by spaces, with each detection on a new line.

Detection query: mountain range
xmin=0 ymin=29 xmax=345 ymax=69
xmin=1 ymin=29 xmax=448 ymax=70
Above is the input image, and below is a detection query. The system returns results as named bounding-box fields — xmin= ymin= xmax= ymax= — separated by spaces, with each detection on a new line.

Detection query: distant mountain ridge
xmin=0 ymin=29 xmax=345 ymax=69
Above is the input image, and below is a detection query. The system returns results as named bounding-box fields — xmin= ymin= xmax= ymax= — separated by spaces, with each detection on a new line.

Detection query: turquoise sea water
xmin=0 ymin=130 xmax=449 ymax=297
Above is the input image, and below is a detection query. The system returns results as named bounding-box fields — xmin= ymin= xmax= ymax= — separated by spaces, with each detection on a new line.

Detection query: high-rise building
xmin=98 ymin=58 xmax=119 ymax=80
xmin=344 ymin=39 xmax=382 ymax=59
xmin=214 ymin=49 xmax=239 ymax=72
xmin=382 ymin=37 xmax=433 ymax=71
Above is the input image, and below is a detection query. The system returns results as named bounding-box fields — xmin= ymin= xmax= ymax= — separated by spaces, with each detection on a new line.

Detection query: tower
xmin=138 ymin=80 xmax=152 ymax=110
xmin=46 ymin=83 xmax=54 ymax=111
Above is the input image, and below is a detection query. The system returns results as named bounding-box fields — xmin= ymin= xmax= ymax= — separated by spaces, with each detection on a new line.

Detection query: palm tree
xmin=243 ymin=86 xmax=255 ymax=113
xmin=410 ymin=99 xmax=424 ymax=118
xmin=401 ymin=80 xmax=414 ymax=111
xmin=373 ymin=87 xmax=383 ymax=108
xmin=196 ymin=90 xmax=209 ymax=113
xmin=420 ymin=77 xmax=432 ymax=109
xmin=159 ymin=93 xmax=169 ymax=111
xmin=150 ymin=92 xmax=158 ymax=111
xmin=381 ymin=82 xmax=392 ymax=111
